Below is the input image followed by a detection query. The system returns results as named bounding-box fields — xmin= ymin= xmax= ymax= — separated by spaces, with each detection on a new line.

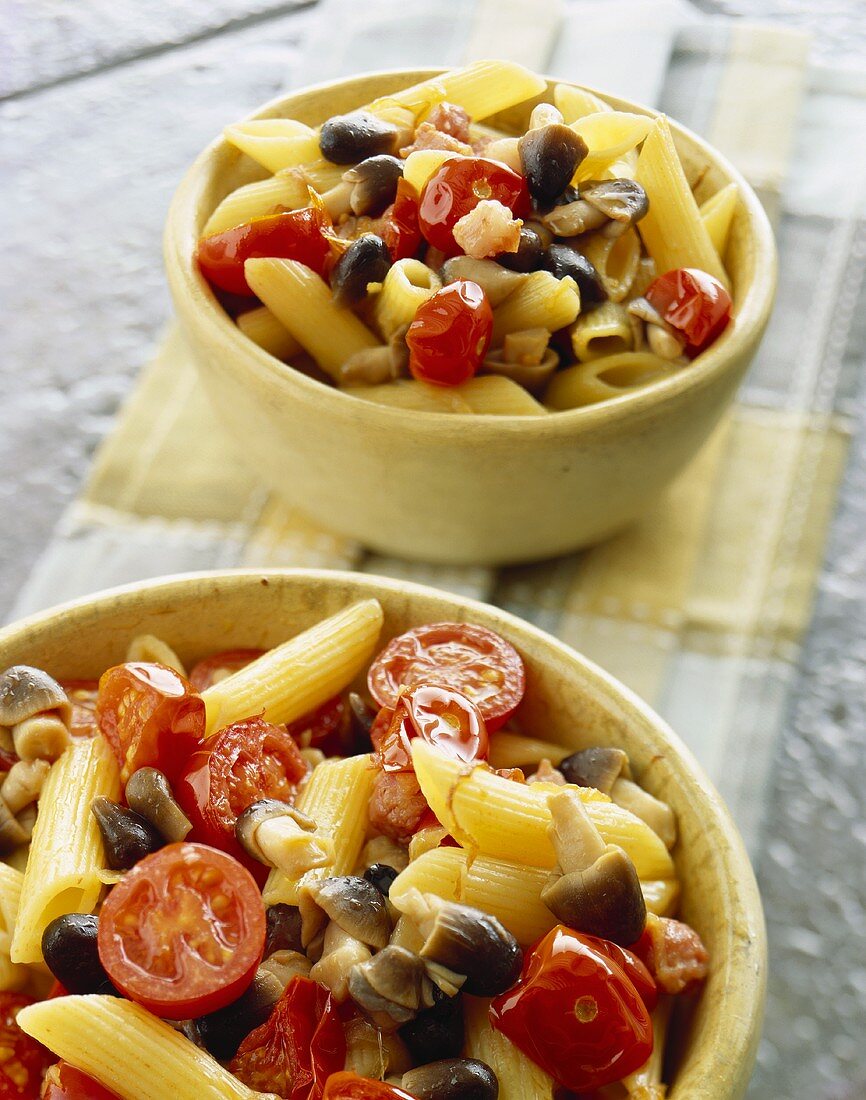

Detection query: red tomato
xmin=287 ymin=695 xmax=350 ymax=756
xmin=489 ymin=925 xmax=652 ymax=1093
xmin=406 ymin=280 xmax=492 ymax=386
xmin=60 ymin=681 xmax=99 ymax=739
xmin=368 ymin=768 xmax=429 ymax=843
xmin=42 ymin=1063 xmax=120 ymax=1100
xmin=0 ymin=992 xmax=55 ymax=1099
xmin=418 ymin=157 xmax=530 ymax=255
xmin=368 ymin=622 xmax=525 ymax=732
xmin=379 ymin=178 xmax=422 ymax=261
xmin=645 ymin=268 xmax=732 ymax=358
xmin=631 ymin=916 xmax=709 ymax=995
xmin=582 ymin=937 xmax=657 ymax=1012
xmin=95 ymin=663 xmax=205 ymax=785
xmin=322 ymin=1074 xmax=415 ymax=1100
xmin=188 ymin=649 xmax=264 ymax=692
xmin=197 ymin=207 xmax=332 ymax=296
xmin=97 ymin=842 xmax=265 ymax=1019
xmin=176 ymin=717 xmax=308 ymax=875
xmin=371 ymin=685 xmax=487 ymax=772
xmin=230 ymin=977 xmax=345 ymax=1100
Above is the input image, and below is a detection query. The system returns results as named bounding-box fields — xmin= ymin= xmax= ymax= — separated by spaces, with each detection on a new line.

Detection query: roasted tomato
xmin=321 ymin=1074 xmax=415 ymax=1100
xmin=287 ymin=695 xmax=351 ymax=756
xmin=369 ymin=622 xmax=525 ymax=732
xmin=372 ymin=685 xmax=488 ymax=772
xmin=197 ymin=206 xmax=332 ymax=295
xmin=0 ymin=993 xmax=54 ymax=1099
xmin=631 ymin=916 xmax=709 ymax=995
xmin=97 ymin=842 xmax=265 ymax=1018
xmin=229 ymin=977 xmax=345 ymax=1100
xmin=60 ymin=681 xmax=99 ymax=738
xmin=489 ymin=925 xmax=652 ymax=1093
xmin=644 ymin=268 xmax=732 ymax=357
xmin=95 ymin=663 xmax=205 ymax=785
xmin=188 ymin=649 xmax=264 ymax=692
xmin=41 ymin=1063 xmax=120 ymax=1100
xmin=368 ymin=768 xmax=430 ymax=843
xmin=418 ymin=157 xmax=530 ymax=255
xmin=406 ymin=279 xmax=493 ymax=386
xmin=176 ymin=716 xmax=308 ymax=874
xmin=379 ymin=178 xmax=422 ymax=261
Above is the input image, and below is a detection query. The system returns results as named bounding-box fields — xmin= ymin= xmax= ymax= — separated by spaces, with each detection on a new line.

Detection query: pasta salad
xmin=195 ymin=60 xmax=737 ymax=415
xmin=0 ymin=601 xmax=708 ymax=1099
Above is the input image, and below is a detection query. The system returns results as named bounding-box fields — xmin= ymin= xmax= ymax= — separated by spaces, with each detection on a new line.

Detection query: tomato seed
xmin=574 ymin=995 xmax=599 ymax=1023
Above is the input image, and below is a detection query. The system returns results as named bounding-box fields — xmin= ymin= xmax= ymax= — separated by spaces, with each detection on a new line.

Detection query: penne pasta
xmin=401 ymin=149 xmax=455 ymax=193
xmin=457 ymin=376 xmax=548 ymax=416
xmin=622 ymin=996 xmax=672 ymax=1094
xmin=0 ymin=863 xmax=23 ymax=955
xmin=301 ymin=158 xmax=348 ymax=192
xmin=553 ymin=83 xmax=612 ymax=123
xmin=344 ymin=379 xmax=474 ymax=414
xmin=571 ymin=301 xmax=635 ymax=362
xmin=223 ymin=119 xmax=320 ymax=174
xmin=236 ymin=305 xmax=302 ymax=361
xmin=369 ymin=60 xmax=547 ymax=122
xmin=371 ymin=259 xmax=441 ymax=341
xmin=244 ymin=259 xmax=382 ymax=380
xmin=11 ymin=736 xmax=119 ymax=964
xmin=487 ymin=732 xmax=569 ymax=770
xmin=641 ymin=878 xmax=681 ymax=918
xmin=18 ymin=995 xmax=263 ymax=1100
xmin=491 ymin=272 xmax=581 ymax=344
xmin=700 ymin=181 xmax=739 ymax=259
xmin=202 ymin=170 xmax=311 ymax=236
xmin=263 ymin=754 xmax=376 ymax=907
xmin=202 ymin=599 xmax=384 ymax=734
xmin=546 ymin=352 xmax=679 ymax=410
xmin=635 ymin=117 xmax=728 ymax=286
xmin=580 ymin=228 xmax=642 ymax=303
xmin=411 ymin=741 xmax=675 ymax=880
xmin=464 ymin=995 xmax=556 ymax=1099
xmin=570 ymin=112 xmax=654 ymax=181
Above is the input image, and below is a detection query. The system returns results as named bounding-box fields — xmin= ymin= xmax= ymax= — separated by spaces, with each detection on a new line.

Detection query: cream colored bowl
xmin=165 ymin=70 xmax=776 ymax=567
xmin=0 ymin=569 xmax=765 ymax=1098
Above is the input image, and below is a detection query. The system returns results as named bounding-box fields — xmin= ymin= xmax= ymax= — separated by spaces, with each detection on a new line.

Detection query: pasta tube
xmin=546 ymin=352 xmax=678 ymax=410
xmin=636 ymin=117 xmax=728 ymax=286
xmin=553 ymin=83 xmax=612 ymax=123
xmin=491 ymin=273 xmax=580 ymax=344
xmin=344 ymin=380 xmax=474 ymax=414
xmin=487 ymin=732 xmax=569 ymax=770
xmin=224 ymin=119 xmax=320 ymax=174
xmin=464 ymin=996 xmax=556 ymax=1099
xmin=640 ymin=878 xmax=680 ymax=918
xmin=411 ymin=741 xmax=675 ymax=879
xmin=580 ymin=229 xmax=641 ymax=303
xmin=202 ymin=170 xmax=311 ymax=236
xmin=11 ymin=737 xmax=119 ymax=964
xmin=237 ymin=306 xmax=302 ymax=361
xmin=202 ymin=599 xmax=384 ymax=734
xmin=571 ymin=112 xmax=654 ymax=181
xmin=700 ymin=181 xmax=739 ymax=258
xmin=369 ymin=60 xmax=547 ymax=121
xmin=457 ymin=376 xmax=547 ymax=416
xmin=0 ymin=863 xmax=23 ymax=955
xmin=371 ymin=259 xmax=441 ymax=341
xmin=244 ymin=259 xmax=381 ymax=380
xmin=263 ymin=754 xmax=376 ymax=907
xmin=570 ymin=301 xmax=635 ymax=362
xmin=18 ymin=995 xmax=264 ymax=1100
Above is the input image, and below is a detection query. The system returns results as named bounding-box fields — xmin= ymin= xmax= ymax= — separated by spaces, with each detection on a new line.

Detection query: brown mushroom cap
xmin=303 ymin=875 xmax=391 ymax=950
xmin=541 ymin=844 xmax=647 ymax=946
xmin=0 ymin=666 xmax=70 ymax=726
xmin=348 ymin=945 xmax=428 ymax=1023
xmin=125 ymin=767 xmax=192 ymax=843
xmin=402 ymin=1058 xmax=500 ymax=1100
xmin=558 ymin=746 xmax=630 ymax=793
xmin=416 ymin=898 xmax=522 ymax=998
xmin=580 ymin=178 xmax=649 ymax=233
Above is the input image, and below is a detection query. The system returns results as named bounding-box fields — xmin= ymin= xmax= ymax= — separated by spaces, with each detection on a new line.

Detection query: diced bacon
xmin=638 ymin=916 xmax=710 ymax=995
xmin=399 ymin=122 xmax=473 ymax=159
xmin=426 ymin=102 xmax=472 ymax=143
xmin=368 ymin=768 xmax=430 ymax=843
xmin=452 ymin=199 xmax=523 ymax=259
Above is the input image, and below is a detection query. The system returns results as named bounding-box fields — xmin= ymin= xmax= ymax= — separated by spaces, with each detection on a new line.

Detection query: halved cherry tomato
xmin=287 ymin=695 xmax=350 ymax=756
xmin=322 ymin=1073 xmax=415 ymax=1100
xmin=379 ymin=178 xmax=422 ymax=261
xmin=0 ymin=993 xmax=54 ymax=1099
xmin=95 ymin=663 xmax=205 ymax=785
xmin=42 ymin=1063 xmax=120 ymax=1100
xmin=372 ymin=685 xmax=488 ymax=772
xmin=489 ymin=925 xmax=652 ymax=1093
xmin=176 ymin=716 xmax=308 ymax=875
xmin=60 ymin=680 xmax=99 ymax=739
xmin=369 ymin=622 xmax=525 ymax=732
xmin=406 ymin=279 xmax=492 ymax=386
xmin=368 ymin=768 xmax=429 ymax=843
xmin=97 ymin=842 xmax=265 ymax=1018
xmin=644 ymin=267 xmax=732 ymax=358
xmin=197 ymin=206 xmax=332 ymax=296
xmin=230 ymin=977 xmax=345 ymax=1100
xmin=188 ymin=649 xmax=264 ymax=692
xmin=418 ymin=157 xmax=530 ymax=255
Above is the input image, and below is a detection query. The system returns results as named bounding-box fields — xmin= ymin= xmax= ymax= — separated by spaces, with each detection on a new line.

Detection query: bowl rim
xmin=165 ymin=67 xmax=777 ymax=437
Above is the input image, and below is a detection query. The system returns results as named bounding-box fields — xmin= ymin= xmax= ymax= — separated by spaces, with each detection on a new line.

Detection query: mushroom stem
xmin=322 ymin=180 xmax=355 ymax=219
xmin=611 ymin=779 xmax=677 ymax=851
xmin=259 ymin=949 xmax=312 ymax=991
xmin=622 ymin=996 xmax=671 ymax=1097
xmin=12 ymin=715 xmax=70 ymax=762
xmin=310 ymin=922 xmax=373 ymax=1003
xmin=1 ymin=759 xmax=50 ymax=815
xmin=255 ymin=815 xmax=335 ymax=876
xmin=547 ymin=788 xmax=607 ymax=872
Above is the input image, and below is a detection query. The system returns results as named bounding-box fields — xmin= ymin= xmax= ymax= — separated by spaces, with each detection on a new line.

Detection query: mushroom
xmin=543 ymin=244 xmax=607 ymax=309
xmin=398 ymin=985 xmax=464 ymax=1064
xmin=330 ymin=235 xmax=392 ymax=308
xmin=124 ymin=767 xmax=192 ymax=843
xmin=320 ymin=111 xmax=399 ymax=164
xmin=483 ymin=339 xmax=558 ymax=395
xmin=348 ymin=692 xmax=377 ymax=743
xmin=610 ymin=778 xmax=677 ymax=851
xmin=580 ymin=179 xmax=649 ymax=237
xmin=360 ymin=834 xmax=409 ymax=874
xmin=299 ymin=874 xmax=392 ymax=951
xmin=519 ymin=124 xmax=588 ymax=205
xmin=0 ymin=798 xmax=32 ymax=853
xmin=528 ymin=102 xmax=564 ymax=129
xmin=540 ymin=788 xmax=646 ymax=946
xmin=337 ymin=337 xmax=408 ymax=387
xmin=348 ymin=945 xmax=430 ymax=1025
xmin=399 ymin=890 xmax=522 ymax=997
xmin=541 ymin=198 xmax=608 ymax=237
xmin=41 ymin=913 xmax=114 ymax=994
xmin=647 ymin=324 xmax=686 ymax=361
xmin=439 ymin=257 xmax=526 ymax=308
xmin=363 ymin=863 xmax=400 ymax=898
xmin=265 ymin=903 xmax=304 ymax=956
xmin=259 ymin=949 xmax=312 ymax=990
xmin=495 ymin=225 xmax=547 ymax=273
xmin=310 ymin=920 xmax=373 ymax=1002
xmin=0 ymin=666 xmax=71 ymax=762
xmin=345 ymin=1015 xmax=412 ymax=1080
xmin=558 ymin=745 xmax=630 ymax=793
xmin=91 ymin=797 xmax=164 ymax=870
xmin=1 ymin=759 xmax=50 ymax=815
xmin=195 ymin=968 xmax=283 ymax=1060
xmin=343 ymin=155 xmax=404 ymax=217
xmin=236 ymin=799 xmax=335 ymax=877
xmin=402 ymin=1058 xmax=499 ymax=1100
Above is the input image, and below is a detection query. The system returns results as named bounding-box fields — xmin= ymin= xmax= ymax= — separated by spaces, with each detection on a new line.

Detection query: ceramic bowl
xmin=165 ymin=70 xmax=776 ymax=567
xmin=0 ymin=569 xmax=765 ymax=1098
